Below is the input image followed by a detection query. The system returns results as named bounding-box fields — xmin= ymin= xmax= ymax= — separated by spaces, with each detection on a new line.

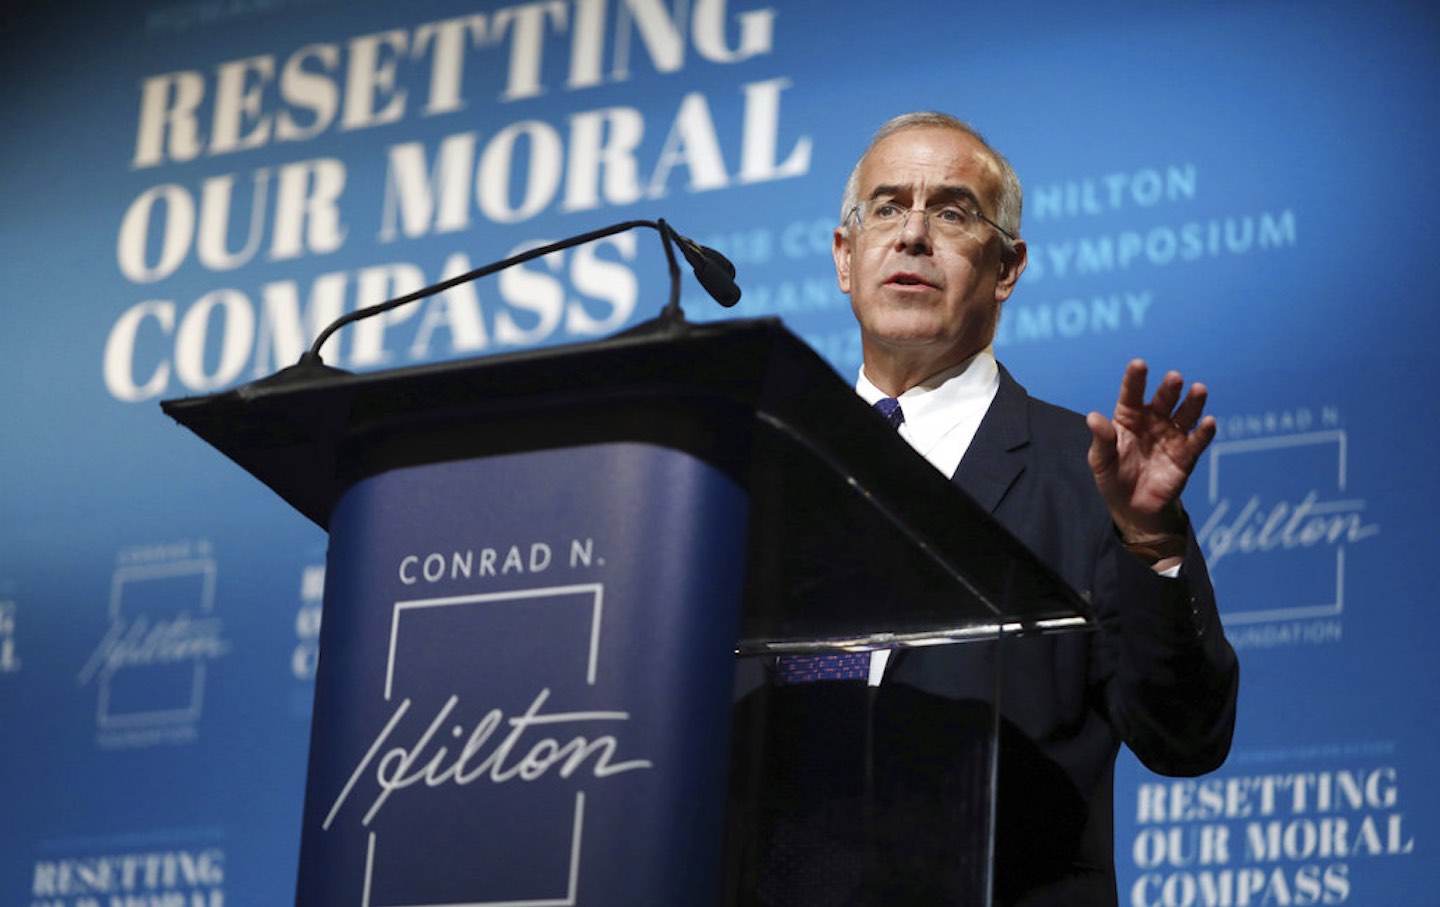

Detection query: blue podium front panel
xmin=296 ymin=442 xmax=749 ymax=906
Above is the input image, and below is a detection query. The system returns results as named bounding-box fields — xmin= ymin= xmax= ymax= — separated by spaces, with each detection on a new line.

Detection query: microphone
xmin=667 ymin=229 xmax=741 ymax=309
xmin=287 ymin=218 xmax=741 ymax=375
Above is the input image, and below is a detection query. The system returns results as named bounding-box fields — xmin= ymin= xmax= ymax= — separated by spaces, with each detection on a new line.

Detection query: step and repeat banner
xmin=2 ymin=1 xmax=1436 ymax=904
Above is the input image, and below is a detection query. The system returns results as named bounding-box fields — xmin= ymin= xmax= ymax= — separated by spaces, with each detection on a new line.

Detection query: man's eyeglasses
xmin=845 ymin=200 xmax=1016 ymax=243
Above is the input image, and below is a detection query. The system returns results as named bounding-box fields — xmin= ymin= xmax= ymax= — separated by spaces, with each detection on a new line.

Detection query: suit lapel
xmin=887 ymin=364 xmax=1033 ymax=685
xmin=952 ymin=364 xmax=1030 ymax=514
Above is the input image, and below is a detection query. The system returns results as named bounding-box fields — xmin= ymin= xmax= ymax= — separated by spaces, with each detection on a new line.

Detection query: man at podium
xmin=753 ymin=112 xmax=1239 ymax=906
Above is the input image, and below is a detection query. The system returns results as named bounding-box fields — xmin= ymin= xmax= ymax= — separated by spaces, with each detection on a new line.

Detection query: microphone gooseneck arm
xmin=298 ymin=218 xmax=738 ymax=368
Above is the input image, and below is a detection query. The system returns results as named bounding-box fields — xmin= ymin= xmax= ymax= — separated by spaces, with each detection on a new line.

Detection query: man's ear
xmin=995 ymin=239 xmax=1027 ymax=303
xmin=833 ymin=226 xmax=852 ymax=294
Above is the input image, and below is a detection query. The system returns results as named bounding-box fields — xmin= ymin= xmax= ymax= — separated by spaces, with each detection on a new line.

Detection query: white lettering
xmin=104 ymin=301 xmax=175 ymax=402
xmin=129 ymin=0 xmax=783 ymax=166
xmin=325 ymin=689 xmax=652 ymax=829
xmin=1198 ymin=491 xmax=1380 ymax=568
xmin=78 ymin=614 xmax=229 ymax=685
xmin=174 ymin=288 xmax=256 ymax=391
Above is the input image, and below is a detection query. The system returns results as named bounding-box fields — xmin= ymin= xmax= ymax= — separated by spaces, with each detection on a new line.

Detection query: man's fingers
xmin=1116 ymin=359 xmax=1150 ymax=412
xmin=1148 ymin=370 xmax=1185 ymax=419
xmin=1168 ymin=382 xmax=1209 ymax=432
xmin=1185 ymin=414 xmax=1218 ymax=458
xmin=1086 ymin=411 xmax=1119 ymax=475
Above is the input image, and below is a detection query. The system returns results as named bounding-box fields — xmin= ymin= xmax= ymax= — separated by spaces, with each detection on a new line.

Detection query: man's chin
xmin=866 ymin=324 xmax=961 ymax=349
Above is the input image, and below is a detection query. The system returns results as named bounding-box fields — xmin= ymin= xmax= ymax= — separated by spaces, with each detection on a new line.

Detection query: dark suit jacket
xmin=882 ymin=364 xmax=1240 ymax=905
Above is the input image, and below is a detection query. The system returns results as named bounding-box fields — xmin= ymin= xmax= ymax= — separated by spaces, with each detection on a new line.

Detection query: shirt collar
xmin=856 ymin=348 xmax=1000 ymax=455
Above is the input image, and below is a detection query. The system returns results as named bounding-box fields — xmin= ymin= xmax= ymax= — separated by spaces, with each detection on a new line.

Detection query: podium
xmin=163 ymin=316 xmax=1092 ymax=906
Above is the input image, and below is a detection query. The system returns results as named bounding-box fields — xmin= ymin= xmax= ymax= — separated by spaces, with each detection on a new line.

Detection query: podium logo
xmin=77 ymin=555 xmax=228 ymax=748
xmin=1197 ymin=429 xmax=1378 ymax=637
xmin=322 ymin=582 xmax=650 ymax=907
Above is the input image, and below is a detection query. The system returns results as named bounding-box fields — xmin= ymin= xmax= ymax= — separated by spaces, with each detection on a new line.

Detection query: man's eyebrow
xmin=930 ymin=185 xmax=984 ymax=207
xmin=866 ymin=183 xmax=984 ymax=207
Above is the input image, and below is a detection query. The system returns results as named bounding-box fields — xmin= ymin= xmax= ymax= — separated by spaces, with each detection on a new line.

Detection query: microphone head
xmin=676 ymin=236 xmax=741 ymax=307
xmin=691 ymin=242 xmax=737 ymax=279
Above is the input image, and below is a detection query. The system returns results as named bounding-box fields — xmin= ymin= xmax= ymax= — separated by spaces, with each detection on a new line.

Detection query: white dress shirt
xmin=855 ymin=347 xmax=1001 ymax=481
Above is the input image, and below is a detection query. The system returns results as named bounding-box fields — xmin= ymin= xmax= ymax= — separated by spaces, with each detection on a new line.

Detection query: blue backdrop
xmin=2 ymin=1 xmax=1436 ymax=904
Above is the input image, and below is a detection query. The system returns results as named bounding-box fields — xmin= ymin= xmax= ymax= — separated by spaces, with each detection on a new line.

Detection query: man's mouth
xmin=887 ymin=272 xmax=935 ymax=288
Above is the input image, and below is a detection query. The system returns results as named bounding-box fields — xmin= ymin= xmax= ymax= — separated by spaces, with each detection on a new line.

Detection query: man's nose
xmin=895 ymin=208 xmax=933 ymax=252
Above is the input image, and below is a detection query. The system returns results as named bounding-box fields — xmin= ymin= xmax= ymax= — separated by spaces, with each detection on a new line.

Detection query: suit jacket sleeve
xmin=952 ymin=365 xmax=1239 ymax=779
xmin=1091 ymin=517 xmax=1238 ymax=776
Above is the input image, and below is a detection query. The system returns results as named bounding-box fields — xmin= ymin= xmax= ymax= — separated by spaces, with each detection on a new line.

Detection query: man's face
xmin=834 ymin=126 xmax=1026 ymax=381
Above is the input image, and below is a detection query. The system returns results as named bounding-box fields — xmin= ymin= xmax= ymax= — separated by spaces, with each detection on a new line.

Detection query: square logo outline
xmin=363 ymin=582 xmax=605 ymax=907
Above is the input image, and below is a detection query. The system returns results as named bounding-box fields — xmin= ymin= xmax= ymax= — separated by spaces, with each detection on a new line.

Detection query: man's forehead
xmin=859 ymin=126 xmax=1003 ymax=198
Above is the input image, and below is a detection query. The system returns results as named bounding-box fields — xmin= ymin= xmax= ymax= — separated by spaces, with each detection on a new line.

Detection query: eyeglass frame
xmin=844 ymin=198 xmax=1018 ymax=244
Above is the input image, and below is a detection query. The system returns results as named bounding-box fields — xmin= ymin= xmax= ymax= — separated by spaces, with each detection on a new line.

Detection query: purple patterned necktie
xmin=774 ymin=397 xmax=906 ymax=686
xmin=873 ymin=395 xmax=905 ymax=429
xmin=775 ymin=650 xmax=871 ymax=685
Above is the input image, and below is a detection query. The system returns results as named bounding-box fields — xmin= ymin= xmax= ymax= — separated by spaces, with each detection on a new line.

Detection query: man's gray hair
xmin=840 ymin=112 xmax=1024 ymax=251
